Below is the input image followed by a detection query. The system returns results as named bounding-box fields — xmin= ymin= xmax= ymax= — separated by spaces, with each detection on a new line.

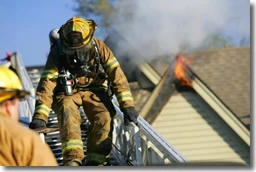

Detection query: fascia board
xmin=139 ymin=63 xmax=161 ymax=86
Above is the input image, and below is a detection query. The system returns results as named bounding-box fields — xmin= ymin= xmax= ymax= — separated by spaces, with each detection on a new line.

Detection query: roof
xmin=186 ymin=47 xmax=250 ymax=129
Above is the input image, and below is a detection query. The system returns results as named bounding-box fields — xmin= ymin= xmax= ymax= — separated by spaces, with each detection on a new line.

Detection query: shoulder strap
xmin=53 ymin=39 xmax=70 ymax=72
xmin=92 ymin=38 xmax=105 ymax=73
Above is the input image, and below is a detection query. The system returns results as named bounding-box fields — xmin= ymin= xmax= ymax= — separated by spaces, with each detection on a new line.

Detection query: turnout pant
xmin=52 ymin=90 xmax=116 ymax=165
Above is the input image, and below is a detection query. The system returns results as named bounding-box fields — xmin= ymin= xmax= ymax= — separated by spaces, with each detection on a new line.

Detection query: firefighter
xmin=29 ymin=16 xmax=139 ymax=166
xmin=0 ymin=67 xmax=58 ymax=166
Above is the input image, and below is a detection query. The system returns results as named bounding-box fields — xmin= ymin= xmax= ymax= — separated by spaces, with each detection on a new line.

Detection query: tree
xmin=196 ymin=33 xmax=236 ymax=51
xmin=239 ymin=35 xmax=250 ymax=47
xmin=72 ymin=0 xmax=116 ymax=31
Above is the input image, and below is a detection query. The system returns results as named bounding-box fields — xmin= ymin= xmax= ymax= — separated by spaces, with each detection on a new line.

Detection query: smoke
xmin=112 ymin=0 xmax=250 ymax=62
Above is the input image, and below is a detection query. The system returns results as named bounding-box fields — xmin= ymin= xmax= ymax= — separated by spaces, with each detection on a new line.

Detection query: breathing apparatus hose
xmin=76 ymin=39 xmax=101 ymax=88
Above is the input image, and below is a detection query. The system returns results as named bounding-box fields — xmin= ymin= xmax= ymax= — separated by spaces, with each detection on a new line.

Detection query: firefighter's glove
xmin=29 ymin=119 xmax=46 ymax=129
xmin=122 ymin=107 xmax=139 ymax=126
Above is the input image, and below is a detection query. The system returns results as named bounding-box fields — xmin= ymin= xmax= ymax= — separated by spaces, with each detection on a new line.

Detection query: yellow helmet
xmin=0 ymin=67 xmax=30 ymax=102
xmin=59 ymin=16 xmax=97 ymax=49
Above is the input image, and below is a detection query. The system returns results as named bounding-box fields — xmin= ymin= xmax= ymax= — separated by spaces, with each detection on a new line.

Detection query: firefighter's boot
xmin=82 ymin=155 xmax=111 ymax=166
xmin=65 ymin=160 xmax=81 ymax=166
xmin=82 ymin=159 xmax=111 ymax=166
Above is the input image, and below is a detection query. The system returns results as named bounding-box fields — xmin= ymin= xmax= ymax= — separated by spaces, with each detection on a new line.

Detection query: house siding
xmin=152 ymin=91 xmax=250 ymax=165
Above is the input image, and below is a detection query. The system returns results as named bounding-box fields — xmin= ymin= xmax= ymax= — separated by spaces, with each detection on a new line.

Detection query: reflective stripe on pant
xmin=79 ymin=90 xmax=115 ymax=164
xmin=52 ymin=93 xmax=84 ymax=165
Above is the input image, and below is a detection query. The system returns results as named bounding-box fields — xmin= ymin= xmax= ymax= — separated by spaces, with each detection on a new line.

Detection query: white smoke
xmin=113 ymin=0 xmax=250 ymax=61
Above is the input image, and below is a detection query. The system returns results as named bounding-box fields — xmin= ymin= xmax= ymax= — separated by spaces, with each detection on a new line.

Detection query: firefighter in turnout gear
xmin=29 ymin=16 xmax=139 ymax=166
xmin=0 ymin=67 xmax=58 ymax=166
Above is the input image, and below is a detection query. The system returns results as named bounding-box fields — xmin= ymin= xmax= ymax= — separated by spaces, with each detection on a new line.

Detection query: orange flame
xmin=175 ymin=55 xmax=192 ymax=87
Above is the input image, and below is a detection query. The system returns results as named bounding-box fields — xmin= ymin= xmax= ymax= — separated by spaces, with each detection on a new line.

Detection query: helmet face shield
xmin=65 ymin=31 xmax=84 ymax=48
xmin=61 ymin=39 xmax=93 ymax=55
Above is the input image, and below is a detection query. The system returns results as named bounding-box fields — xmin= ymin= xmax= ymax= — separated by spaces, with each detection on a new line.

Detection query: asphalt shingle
xmin=186 ymin=47 xmax=250 ymax=129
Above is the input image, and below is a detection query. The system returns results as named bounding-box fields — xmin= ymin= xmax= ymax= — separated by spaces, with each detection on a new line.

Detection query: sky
xmin=0 ymin=0 xmax=252 ymax=67
xmin=0 ymin=0 xmax=78 ymax=66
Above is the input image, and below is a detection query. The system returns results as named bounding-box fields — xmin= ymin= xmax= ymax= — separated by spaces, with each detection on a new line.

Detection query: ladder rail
xmin=10 ymin=52 xmax=35 ymax=123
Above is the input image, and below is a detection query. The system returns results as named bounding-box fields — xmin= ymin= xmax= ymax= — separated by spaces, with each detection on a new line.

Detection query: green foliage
xmin=72 ymin=0 xmax=115 ymax=31
xmin=239 ymin=35 xmax=250 ymax=47
xmin=179 ymin=33 xmax=250 ymax=52
xmin=197 ymin=33 xmax=235 ymax=50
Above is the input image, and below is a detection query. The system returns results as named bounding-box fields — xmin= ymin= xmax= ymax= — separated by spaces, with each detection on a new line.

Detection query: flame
xmin=174 ymin=55 xmax=192 ymax=87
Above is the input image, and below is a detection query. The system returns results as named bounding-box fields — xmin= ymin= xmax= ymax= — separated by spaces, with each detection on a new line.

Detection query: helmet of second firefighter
xmin=0 ymin=67 xmax=30 ymax=102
